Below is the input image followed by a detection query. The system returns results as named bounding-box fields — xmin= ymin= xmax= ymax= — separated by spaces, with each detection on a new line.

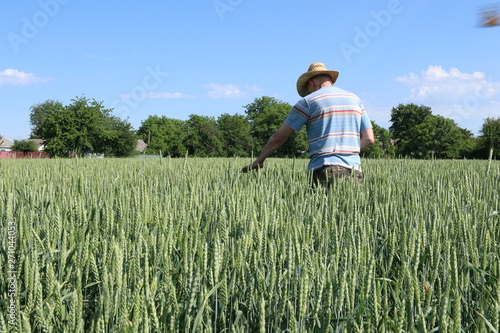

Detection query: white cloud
xmin=120 ymin=83 xmax=264 ymax=100
xmin=0 ymin=69 xmax=52 ymax=85
xmin=204 ymin=83 xmax=245 ymax=98
xmin=244 ymin=85 xmax=264 ymax=93
xmin=144 ymin=92 xmax=190 ymax=99
xmin=203 ymin=83 xmax=263 ymax=99
xmin=395 ymin=65 xmax=500 ymax=101
xmin=84 ymin=53 xmax=119 ymax=62
xmin=395 ymin=66 xmax=500 ymax=134
xmin=119 ymin=91 xmax=190 ymax=99
xmin=433 ymin=101 xmax=500 ymax=135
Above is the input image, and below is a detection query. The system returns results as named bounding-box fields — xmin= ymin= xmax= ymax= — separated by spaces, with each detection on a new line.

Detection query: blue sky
xmin=1 ymin=0 xmax=499 ymax=142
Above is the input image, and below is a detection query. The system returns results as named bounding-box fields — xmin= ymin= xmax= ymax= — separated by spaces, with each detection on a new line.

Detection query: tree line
xmin=14 ymin=95 xmax=500 ymax=159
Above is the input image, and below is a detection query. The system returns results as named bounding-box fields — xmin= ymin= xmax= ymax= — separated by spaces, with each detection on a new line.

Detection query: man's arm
xmin=241 ymin=124 xmax=295 ymax=172
xmin=360 ymin=127 xmax=375 ymax=150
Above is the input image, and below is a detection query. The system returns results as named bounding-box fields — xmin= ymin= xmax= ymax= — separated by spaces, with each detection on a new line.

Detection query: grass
xmin=0 ymin=157 xmax=499 ymax=332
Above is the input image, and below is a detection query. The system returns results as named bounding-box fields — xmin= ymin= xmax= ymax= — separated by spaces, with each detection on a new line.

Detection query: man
xmin=242 ymin=62 xmax=375 ymax=190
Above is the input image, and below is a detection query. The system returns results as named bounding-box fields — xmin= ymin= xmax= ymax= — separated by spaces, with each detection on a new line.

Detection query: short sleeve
xmin=359 ymin=104 xmax=372 ymax=132
xmin=284 ymin=99 xmax=310 ymax=131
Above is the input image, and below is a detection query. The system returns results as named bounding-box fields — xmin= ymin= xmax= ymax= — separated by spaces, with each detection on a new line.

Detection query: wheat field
xmin=1 ymin=157 xmax=499 ymax=332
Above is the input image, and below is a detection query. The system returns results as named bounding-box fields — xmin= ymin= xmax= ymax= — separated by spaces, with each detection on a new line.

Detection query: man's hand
xmin=241 ymin=124 xmax=294 ymax=173
xmin=241 ymin=161 xmax=264 ymax=173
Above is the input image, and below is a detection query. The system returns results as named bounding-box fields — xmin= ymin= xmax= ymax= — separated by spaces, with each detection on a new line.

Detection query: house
xmin=0 ymin=138 xmax=45 ymax=151
xmin=0 ymin=137 xmax=13 ymax=151
xmin=0 ymin=137 xmax=50 ymax=158
xmin=28 ymin=139 xmax=46 ymax=151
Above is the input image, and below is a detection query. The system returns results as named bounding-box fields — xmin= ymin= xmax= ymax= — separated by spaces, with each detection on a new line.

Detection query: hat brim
xmin=296 ymin=70 xmax=339 ymax=97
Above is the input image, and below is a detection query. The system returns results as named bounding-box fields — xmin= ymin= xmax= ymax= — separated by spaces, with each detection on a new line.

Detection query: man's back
xmin=284 ymin=86 xmax=371 ymax=171
xmin=241 ymin=62 xmax=374 ymax=181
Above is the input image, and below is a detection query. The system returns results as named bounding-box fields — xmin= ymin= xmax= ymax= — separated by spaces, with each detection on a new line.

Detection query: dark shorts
xmin=312 ymin=165 xmax=363 ymax=190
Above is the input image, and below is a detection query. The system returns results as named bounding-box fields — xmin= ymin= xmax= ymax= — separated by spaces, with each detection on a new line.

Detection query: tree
xmin=244 ymin=96 xmax=308 ymax=157
xmin=11 ymin=140 xmax=38 ymax=152
xmin=38 ymin=96 xmax=135 ymax=157
xmin=405 ymin=115 xmax=465 ymax=159
xmin=184 ymin=115 xmax=223 ymax=157
xmin=281 ymin=128 xmax=309 ymax=158
xmin=43 ymin=97 xmax=110 ymax=157
xmin=92 ymin=116 xmax=137 ymax=157
xmin=245 ymin=96 xmax=289 ymax=149
xmin=361 ymin=121 xmax=395 ymax=158
xmin=217 ymin=113 xmax=254 ymax=157
xmin=42 ymin=104 xmax=77 ymax=157
xmin=29 ymin=100 xmax=64 ymax=138
xmin=389 ymin=103 xmax=477 ymax=159
xmin=137 ymin=115 xmax=187 ymax=157
xmin=457 ymin=127 xmax=477 ymax=159
xmin=389 ymin=103 xmax=432 ymax=156
xmin=478 ymin=116 xmax=500 ymax=159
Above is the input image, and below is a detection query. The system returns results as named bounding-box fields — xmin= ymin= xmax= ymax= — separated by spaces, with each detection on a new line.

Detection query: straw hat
xmin=296 ymin=63 xmax=339 ymax=97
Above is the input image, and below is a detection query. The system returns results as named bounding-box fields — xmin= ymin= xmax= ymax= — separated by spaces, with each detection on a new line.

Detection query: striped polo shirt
xmin=284 ymin=86 xmax=372 ymax=171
